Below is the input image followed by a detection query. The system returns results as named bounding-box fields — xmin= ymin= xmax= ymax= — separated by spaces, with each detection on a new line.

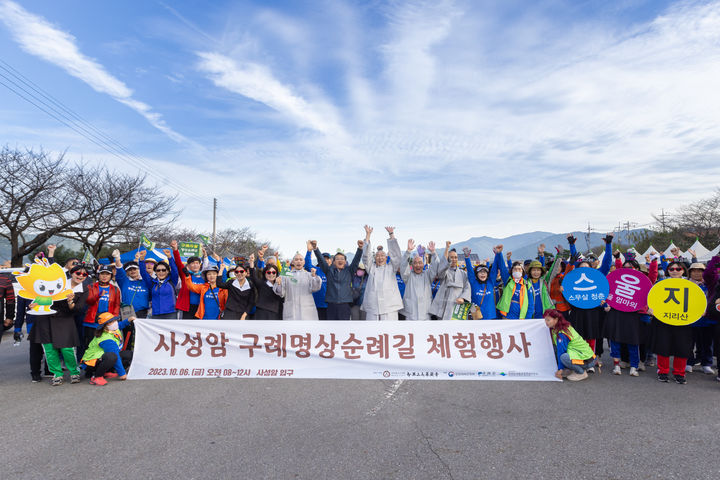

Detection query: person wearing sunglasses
xmin=138 ymin=248 xmax=179 ymax=319
xmin=82 ymin=264 xmax=122 ymax=354
xmin=649 ymin=260 xmax=694 ymax=384
xmin=215 ymin=264 xmax=259 ymax=320
xmin=685 ymin=262 xmax=715 ymax=375
xmin=246 ymin=264 xmax=284 ymax=320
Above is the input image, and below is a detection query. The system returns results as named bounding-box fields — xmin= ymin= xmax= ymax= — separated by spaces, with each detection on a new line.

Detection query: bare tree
xmin=671 ymin=189 xmax=720 ymax=244
xmin=0 ymin=147 xmax=82 ymax=266
xmin=213 ymin=228 xmax=270 ymax=258
xmin=57 ymin=163 xmax=178 ymax=256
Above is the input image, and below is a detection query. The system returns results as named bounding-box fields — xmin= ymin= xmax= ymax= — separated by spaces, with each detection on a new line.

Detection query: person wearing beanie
xmin=401 ymin=239 xmax=446 ymax=320
xmin=81 ymin=313 xmax=134 ymax=386
xmin=463 ymin=244 xmax=507 ymax=320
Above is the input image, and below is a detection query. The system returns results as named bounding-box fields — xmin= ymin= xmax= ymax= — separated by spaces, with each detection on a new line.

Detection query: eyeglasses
xmin=236 ymin=269 xmax=246 ymax=274
xmin=155 ymin=268 xmax=168 ymax=273
xmin=266 ymin=271 xmax=277 ymax=275
xmin=668 ymin=267 xmax=684 ymax=272
xmin=73 ymin=272 xmax=88 ymax=277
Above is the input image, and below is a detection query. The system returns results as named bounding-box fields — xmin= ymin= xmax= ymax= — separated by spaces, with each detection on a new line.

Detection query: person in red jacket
xmin=82 ymin=264 xmax=121 ymax=353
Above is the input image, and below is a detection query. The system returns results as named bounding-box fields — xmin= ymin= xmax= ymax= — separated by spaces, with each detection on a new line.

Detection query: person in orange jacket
xmin=185 ymin=264 xmax=228 ymax=319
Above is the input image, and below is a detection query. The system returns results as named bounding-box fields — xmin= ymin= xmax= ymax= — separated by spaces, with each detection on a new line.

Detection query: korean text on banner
xmin=129 ymin=319 xmax=560 ymax=381
xmin=178 ymin=241 xmax=202 ymax=258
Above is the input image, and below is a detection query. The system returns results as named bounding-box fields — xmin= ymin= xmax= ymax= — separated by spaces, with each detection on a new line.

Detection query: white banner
xmin=129 ymin=319 xmax=560 ymax=381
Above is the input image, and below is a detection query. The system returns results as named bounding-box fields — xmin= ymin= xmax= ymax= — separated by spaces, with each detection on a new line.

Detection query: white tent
xmin=663 ymin=242 xmax=684 ymax=258
xmin=708 ymin=243 xmax=720 ymax=259
xmin=642 ymin=246 xmax=658 ymax=257
xmin=682 ymin=238 xmax=711 ymax=262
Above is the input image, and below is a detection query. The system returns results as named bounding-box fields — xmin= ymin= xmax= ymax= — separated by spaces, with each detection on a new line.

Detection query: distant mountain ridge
xmin=450 ymin=229 xmax=648 ymax=261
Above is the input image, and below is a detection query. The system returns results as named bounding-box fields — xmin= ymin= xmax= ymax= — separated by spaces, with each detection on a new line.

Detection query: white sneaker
xmin=685 ymin=365 xmax=693 ymax=373
xmin=638 ymin=362 xmax=646 ymax=372
xmin=629 ymin=367 xmax=639 ymax=377
xmin=702 ymin=366 xmax=715 ymax=375
xmin=613 ymin=365 xmax=621 ymax=375
xmin=587 ymin=366 xmax=596 ymax=374
xmin=619 ymin=361 xmax=630 ymax=369
xmin=568 ymin=371 xmax=588 ymax=381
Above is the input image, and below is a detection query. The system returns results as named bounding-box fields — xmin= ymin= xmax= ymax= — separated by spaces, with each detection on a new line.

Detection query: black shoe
xmin=674 ymin=375 xmax=687 ymax=385
xmin=657 ymin=373 xmax=669 ymax=382
xmin=31 ymin=373 xmax=42 ymax=383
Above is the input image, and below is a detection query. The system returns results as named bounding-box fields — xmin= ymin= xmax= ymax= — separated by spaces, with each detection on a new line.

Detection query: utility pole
xmin=623 ymin=220 xmax=637 ymax=248
xmin=585 ymin=222 xmax=593 ymax=254
xmin=212 ymin=197 xmax=217 ymax=249
xmin=658 ymin=209 xmax=668 ymax=233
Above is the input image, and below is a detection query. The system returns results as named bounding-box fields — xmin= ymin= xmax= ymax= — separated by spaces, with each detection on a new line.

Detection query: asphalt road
xmin=2 ymin=330 xmax=719 ymax=480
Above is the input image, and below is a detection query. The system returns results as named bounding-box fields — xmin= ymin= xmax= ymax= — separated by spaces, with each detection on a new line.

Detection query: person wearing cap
xmin=686 ymin=262 xmax=715 ymax=375
xmin=188 ymin=263 xmax=231 ymax=319
xmin=173 ymin=243 xmax=209 ymax=319
xmin=82 ymin=263 xmax=121 ymax=354
xmin=81 ymin=312 xmax=134 ymax=386
xmin=525 ymin=258 xmax=556 ymax=319
xmin=112 ymin=250 xmax=150 ymax=318
xmin=463 ymin=245 xmax=508 ymax=320
xmin=308 ymin=238 xmax=364 ymax=320
xmin=305 ymin=244 xmax=331 ymax=320
xmin=400 ymin=239 xmax=446 ymax=320
xmin=27 ymin=287 xmax=83 ymax=386
xmin=143 ymin=256 xmax=158 ymax=277
xmin=138 ymin=247 xmax=179 ymax=319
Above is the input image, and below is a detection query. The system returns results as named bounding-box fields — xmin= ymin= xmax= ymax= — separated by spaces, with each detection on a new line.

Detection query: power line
xmin=0 ymin=60 xmax=248 ymax=228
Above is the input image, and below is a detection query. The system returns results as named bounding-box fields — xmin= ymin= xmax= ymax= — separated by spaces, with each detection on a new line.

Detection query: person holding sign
xmin=401 ymin=239 xmax=446 ymax=320
xmin=544 ymin=309 xmax=596 ymax=381
xmin=361 ymin=226 xmax=404 ymax=321
xmin=648 ymin=260 xmax=696 ymax=384
xmin=603 ymin=257 xmax=657 ymax=377
xmin=429 ymin=243 xmax=471 ymax=320
xmin=273 ymin=254 xmax=322 ymax=320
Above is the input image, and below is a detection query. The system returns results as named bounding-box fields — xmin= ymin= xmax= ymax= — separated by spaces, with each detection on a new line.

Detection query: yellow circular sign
xmin=647 ymin=278 xmax=706 ymax=326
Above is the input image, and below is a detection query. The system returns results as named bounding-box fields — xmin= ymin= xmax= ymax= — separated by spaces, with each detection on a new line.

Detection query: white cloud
xmin=0 ymin=0 xmax=189 ymax=143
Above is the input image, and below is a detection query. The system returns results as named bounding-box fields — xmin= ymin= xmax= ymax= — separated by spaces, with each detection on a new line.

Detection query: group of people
xmin=2 ymin=227 xmax=720 ymax=386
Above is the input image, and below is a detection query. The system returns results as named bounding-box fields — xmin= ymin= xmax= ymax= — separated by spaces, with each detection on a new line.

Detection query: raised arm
xmin=386 ymin=227 xmax=402 ymax=271
xmin=362 ymin=225 xmax=373 ymax=269
xmin=599 ymin=235 xmax=613 ymax=275
xmin=495 ymin=247 xmax=509 ymax=284
xmin=311 ymin=240 xmax=331 ymax=276
xmin=349 ymin=240 xmax=363 ymax=272
xmin=463 ymin=247 xmax=480 ymax=290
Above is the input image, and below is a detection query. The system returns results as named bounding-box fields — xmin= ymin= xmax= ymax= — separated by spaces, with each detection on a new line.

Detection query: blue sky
xmin=2 ymin=0 xmax=720 ymax=256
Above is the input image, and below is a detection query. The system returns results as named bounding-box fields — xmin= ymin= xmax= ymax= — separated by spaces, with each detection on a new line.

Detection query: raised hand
xmin=112 ymin=249 xmax=121 ymax=259
xmin=258 ymin=248 xmax=264 ymax=259
xmin=47 ymin=244 xmax=57 ymax=256
xmin=137 ymin=250 xmax=146 ymax=261
xmin=538 ymin=244 xmax=546 ymax=254
xmin=310 ymin=240 xmax=317 ymax=250
xmin=427 ymin=241 xmax=436 ymax=253
xmin=417 ymin=244 xmax=426 ymax=257
xmin=408 ymin=239 xmax=416 ymax=252
xmin=462 ymin=247 xmax=471 ymax=256
xmin=602 ymin=233 xmax=614 ymax=244
xmin=567 ymin=234 xmax=577 ymax=244
xmin=261 ymin=244 xmax=268 ymax=253
xmin=364 ymin=225 xmax=373 ymax=238
xmin=506 ymin=251 xmax=512 ymax=260
xmin=249 ymin=253 xmax=255 ymax=264
xmin=307 ymin=240 xmax=314 ymax=251
xmin=211 ymin=252 xmax=221 ymax=262
xmin=170 ymin=240 xmax=178 ymax=250
xmin=385 ymin=226 xmax=395 ymax=236
xmin=162 ymin=249 xmax=172 ymax=258
xmin=445 ymin=241 xmax=452 ymax=249
xmin=357 ymin=240 xmax=364 ymax=249
xmin=688 ymin=248 xmax=697 ymax=257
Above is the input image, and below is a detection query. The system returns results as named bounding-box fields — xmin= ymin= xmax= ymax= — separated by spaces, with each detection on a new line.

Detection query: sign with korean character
xmin=647 ymin=278 xmax=706 ymax=326
xmin=178 ymin=241 xmax=202 ymax=258
xmin=605 ymin=268 xmax=653 ymax=312
xmin=129 ymin=319 xmax=560 ymax=381
xmin=561 ymin=267 xmax=610 ymax=309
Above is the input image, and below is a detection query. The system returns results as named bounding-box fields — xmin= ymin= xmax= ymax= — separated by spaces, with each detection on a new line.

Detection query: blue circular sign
xmin=561 ymin=267 xmax=610 ymax=309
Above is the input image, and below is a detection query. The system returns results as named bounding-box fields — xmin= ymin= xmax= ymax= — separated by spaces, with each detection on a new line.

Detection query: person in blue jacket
xmin=80 ymin=312 xmax=134 ymax=386
xmin=463 ymin=245 xmax=509 ymax=319
xmin=305 ymin=244 xmax=329 ymax=320
xmin=138 ymin=248 xmax=179 ymax=319
xmin=112 ymin=250 xmax=150 ymax=318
